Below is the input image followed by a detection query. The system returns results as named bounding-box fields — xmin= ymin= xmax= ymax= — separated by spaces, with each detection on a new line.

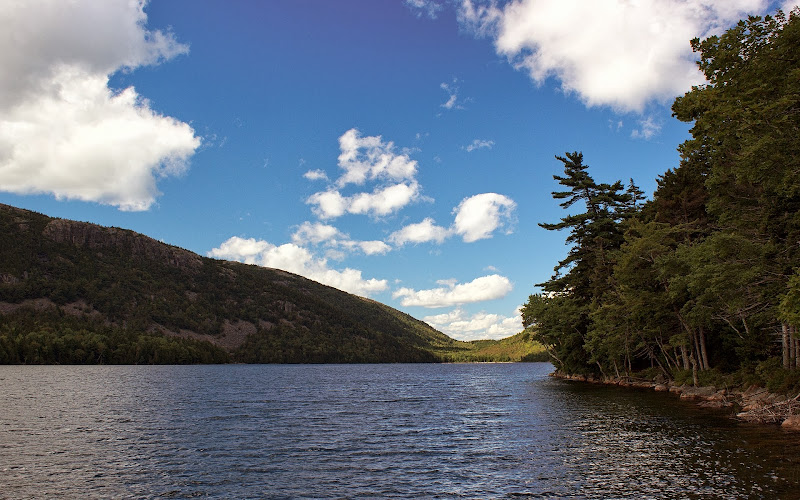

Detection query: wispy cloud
xmin=464 ymin=139 xmax=495 ymax=152
xmin=440 ymin=78 xmax=469 ymax=110
xmin=405 ymin=0 xmax=444 ymax=19
xmin=0 ymin=0 xmax=199 ymax=211
xmin=631 ymin=116 xmax=662 ymax=140
xmin=303 ymin=169 xmax=329 ymax=181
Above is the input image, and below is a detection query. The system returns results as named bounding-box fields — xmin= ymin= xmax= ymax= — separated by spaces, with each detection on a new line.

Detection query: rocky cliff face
xmin=42 ymin=218 xmax=203 ymax=273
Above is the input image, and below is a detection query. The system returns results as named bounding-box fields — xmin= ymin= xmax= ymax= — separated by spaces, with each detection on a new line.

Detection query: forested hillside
xmin=0 ymin=204 xmax=460 ymax=363
xmin=523 ymin=10 xmax=800 ymax=392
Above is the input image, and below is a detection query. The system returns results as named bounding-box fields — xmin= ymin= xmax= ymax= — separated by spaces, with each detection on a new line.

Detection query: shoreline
xmin=551 ymin=371 xmax=800 ymax=430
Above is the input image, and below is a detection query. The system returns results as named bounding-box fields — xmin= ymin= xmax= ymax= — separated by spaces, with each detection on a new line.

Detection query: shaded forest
xmin=523 ymin=10 xmax=800 ymax=392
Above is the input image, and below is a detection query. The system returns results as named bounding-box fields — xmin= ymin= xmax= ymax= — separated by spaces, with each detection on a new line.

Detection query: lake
xmin=1 ymin=363 xmax=799 ymax=498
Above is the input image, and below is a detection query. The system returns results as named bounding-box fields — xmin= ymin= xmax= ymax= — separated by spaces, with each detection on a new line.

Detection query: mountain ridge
xmin=0 ymin=203 xmax=460 ymax=363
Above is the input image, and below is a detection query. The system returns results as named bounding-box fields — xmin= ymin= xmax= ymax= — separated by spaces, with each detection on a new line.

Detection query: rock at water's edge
xmin=781 ymin=415 xmax=800 ymax=430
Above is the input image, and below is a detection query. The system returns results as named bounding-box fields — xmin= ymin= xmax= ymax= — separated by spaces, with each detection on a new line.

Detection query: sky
xmin=1 ymin=0 xmax=797 ymax=341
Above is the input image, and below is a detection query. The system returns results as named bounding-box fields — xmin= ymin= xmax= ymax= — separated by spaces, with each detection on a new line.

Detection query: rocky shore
xmin=553 ymin=372 xmax=800 ymax=430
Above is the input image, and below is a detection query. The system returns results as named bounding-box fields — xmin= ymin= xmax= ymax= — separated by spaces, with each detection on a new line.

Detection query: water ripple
xmin=1 ymin=363 xmax=800 ymax=498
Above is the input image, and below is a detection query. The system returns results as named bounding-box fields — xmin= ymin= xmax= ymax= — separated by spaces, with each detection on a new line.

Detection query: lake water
xmin=1 ymin=363 xmax=800 ymax=499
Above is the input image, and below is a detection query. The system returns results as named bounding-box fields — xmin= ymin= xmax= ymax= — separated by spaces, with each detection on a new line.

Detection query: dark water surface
xmin=1 ymin=363 xmax=800 ymax=499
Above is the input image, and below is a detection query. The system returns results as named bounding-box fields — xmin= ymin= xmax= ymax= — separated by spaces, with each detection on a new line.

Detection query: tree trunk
xmin=680 ymin=345 xmax=691 ymax=370
xmin=783 ymin=323 xmax=790 ymax=370
xmin=690 ymin=354 xmax=699 ymax=387
xmin=698 ymin=326 xmax=709 ymax=371
xmin=791 ymin=328 xmax=796 ymax=370
xmin=690 ymin=328 xmax=703 ymax=372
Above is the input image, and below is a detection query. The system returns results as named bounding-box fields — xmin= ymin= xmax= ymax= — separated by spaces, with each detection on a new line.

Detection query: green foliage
xmin=755 ymin=357 xmax=800 ymax=394
xmin=524 ymin=10 xmax=800 ymax=386
xmin=0 ymin=308 xmax=229 ymax=364
xmin=434 ymin=329 xmax=549 ymax=363
xmin=524 ymin=152 xmax=634 ymax=375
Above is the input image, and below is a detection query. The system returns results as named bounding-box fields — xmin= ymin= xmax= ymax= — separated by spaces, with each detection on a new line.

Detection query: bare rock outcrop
xmin=43 ymin=218 xmax=202 ymax=273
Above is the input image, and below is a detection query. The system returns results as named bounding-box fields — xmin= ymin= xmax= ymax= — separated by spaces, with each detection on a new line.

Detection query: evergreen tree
xmin=524 ymin=152 xmax=631 ymax=374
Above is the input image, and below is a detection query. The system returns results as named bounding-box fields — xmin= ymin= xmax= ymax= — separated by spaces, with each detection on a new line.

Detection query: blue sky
xmin=1 ymin=0 xmax=796 ymax=340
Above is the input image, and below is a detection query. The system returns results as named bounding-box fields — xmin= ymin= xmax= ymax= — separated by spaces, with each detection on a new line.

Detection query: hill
xmin=434 ymin=328 xmax=549 ymax=362
xmin=0 ymin=203 xmax=467 ymax=364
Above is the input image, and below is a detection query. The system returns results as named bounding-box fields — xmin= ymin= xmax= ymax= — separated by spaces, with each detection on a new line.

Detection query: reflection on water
xmin=1 ymin=363 xmax=799 ymax=498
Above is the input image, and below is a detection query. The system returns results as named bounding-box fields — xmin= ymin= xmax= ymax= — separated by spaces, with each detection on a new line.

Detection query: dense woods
xmin=523 ymin=10 xmax=800 ymax=392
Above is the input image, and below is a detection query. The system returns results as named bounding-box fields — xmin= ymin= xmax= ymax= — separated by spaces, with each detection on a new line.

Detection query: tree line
xmin=522 ymin=11 xmax=800 ymax=391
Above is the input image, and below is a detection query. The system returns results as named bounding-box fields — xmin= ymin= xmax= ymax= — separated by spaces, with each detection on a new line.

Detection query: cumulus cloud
xmin=464 ymin=139 xmax=495 ymax=152
xmin=392 ymin=274 xmax=513 ymax=308
xmin=292 ymin=221 xmax=392 ymax=257
xmin=209 ymin=236 xmax=388 ymax=296
xmin=308 ymin=182 xmax=421 ymax=219
xmin=0 ymin=0 xmax=200 ymax=211
xmin=423 ymin=307 xmax=523 ymax=341
xmin=389 ymin=217 xmax=451 ymax=245
xmin=306 ymin=129 xmax=423 ymax=219
xmin=352 ymin=240 xmax=392 ymax=255
xmin=459 ymin=0 xmax=768 ymax=112
xmin=390 ymin=192 xmax=516 ymax=246
xmin=349 ymin=182 xmax=421 ymax=216
xmin=292 ymin=221 xmax=341 ymax=245
xmin=452 ymin=193 xmax=516 ymax=243
xmin=336 ymin=128 xmax=418 ymax=187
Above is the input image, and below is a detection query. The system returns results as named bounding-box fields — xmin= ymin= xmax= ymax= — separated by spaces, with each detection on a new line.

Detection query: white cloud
xmin=209 ymin=236 xmax=388 ymax=297
xmin=306 ymin=129 xmax=423 ymax=220
xmin=440 ymin=79 xmax=467 ymax=110
xmin=292 ymin=221 xmax=341 ymax=245
xmin=306 ymin=190 xmax=349 ymax=219
xmin=303 ymin=169 xmax=329 ymax=181
xmin=349 ymin=182 xmax=421 ymax=216
xmin=389 ymin=217 xmax=451 ymax=245
xmin=336 ymin=128 xmax=418 ymax=187
xmin=389 ymin=192 xmax=517 ymax=246
xmin=0 ymin=0 xmax=200 ymax=211
xmin=464 ymin=139 xmax=495 ymax=152
xmin=459 ymin=0 xmax=768 ymax=112
xmin=308 ymin=182 xmax=421 ymax=220
xmin=292 ymin=221 xmax=391 ymax=257
xmin=452 ymin=193 xmax=516 ymax=243
xmin=393 ymin=274 xmax=513 ymax=308
xmin=631 ymin=116 xmax=663 ymax=140
xmin=782 ymin=2 xmax=800 ymax=13
xmin=405 ymin=0 xmax=444 ymax=19
xmin=423 ymin=307 xmax=523 ymax=341
xmin=354 ymin=240 xmax=392 ymax=255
